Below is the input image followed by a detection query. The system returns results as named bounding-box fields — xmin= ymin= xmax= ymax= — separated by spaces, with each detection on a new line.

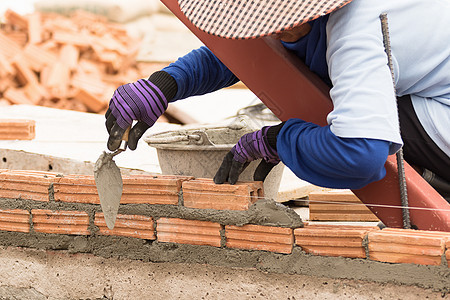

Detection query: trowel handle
xmin=118 ymin=126 xmax=131 ymax=151
xmin=122 ymin=126 xmax=131 ymax=142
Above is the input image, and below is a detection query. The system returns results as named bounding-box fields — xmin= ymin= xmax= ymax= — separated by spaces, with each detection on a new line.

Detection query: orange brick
xmin=72 ymin=88 xmax=107 ymax=113
xmin=53 ymin=174 xmax=98 ymax=204
xmin=294 ymin=225 xmax=377 ymax=258
xmin=156 ymin=217 xmax=222 ymax=247
xmin=12 ymin=59 xmax=40 ymax=87
xmin=4 ymin=9 xmax=28 ymax=29
xmin=27 ymin=12 xmax=42 ymax=44
xmin=303 ymin=222 xmax=380 ymax=231
xmin=32 ymin=209 xmax=89 ymax=235
xmin=226 ymin=224 xmax=293 ymax=254
xmin=4 ymin=31 xmax=27 ymax=47
xmin=122 ymin=175 xmax=191 ymax=205
xmin=41 ymin=61 xmax=70 ymax=97
xmin=0 ymin=31 xmax=22 ymax=60
xmin=446 ymin=239 xmax=450 ymax=267
xmin=59 ymin=44 xmax=79 ymax=71
xmin=22 ymin=44 xmax=58 ymax=72
xmin=182 ymin=179 xmax=264 ymax=210
xmin=95 ymin=213 xmax=155 ymax=240
xmin=368 ymin=229 xmax=450 ymax=266
xmin=3 ymin=88 xmax=34 ymax=105
xmin=0 ymin=119 xmax=35 ymax=140
xmin=0 ymin=170 xmax=59 ymax=201
xmin=24 ymin=83 xmax=49 ymax=104
xmin=0 ymin=52 xmax=14 ymax=77
xmin=309 ymin=190 xmax=379 ymax=222
xmin=52 ymin=31 xmax=92 ymax=48
xmin=0 ymin=209 xmax=30 ymax=233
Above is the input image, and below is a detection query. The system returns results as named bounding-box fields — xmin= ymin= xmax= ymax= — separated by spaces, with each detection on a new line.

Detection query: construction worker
xmin=105 ymin=0 xmax=450 ymax=200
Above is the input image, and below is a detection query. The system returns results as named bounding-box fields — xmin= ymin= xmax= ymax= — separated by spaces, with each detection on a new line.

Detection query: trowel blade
xmin=94 ymin=151 xmax=123 ymax=229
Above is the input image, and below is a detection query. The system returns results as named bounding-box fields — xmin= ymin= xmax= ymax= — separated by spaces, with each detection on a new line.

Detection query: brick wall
xmin=0 ymin=169 xmax=449 ymax=267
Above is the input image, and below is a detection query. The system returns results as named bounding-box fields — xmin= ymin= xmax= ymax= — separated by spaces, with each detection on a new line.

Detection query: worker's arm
xmin=213 ymin=117 xmax=390 ymax=189
xmin=277 ymin=119 xmax=390 ymax=189
xmin=106 ymin=46 xmax=238 ymax=150
xmin=162 ymin=46 xmax=240 ymax=101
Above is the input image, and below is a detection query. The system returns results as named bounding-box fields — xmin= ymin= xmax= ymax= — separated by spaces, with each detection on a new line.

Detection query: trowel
xmin=94 ymin=127 xmax=130 ymax=229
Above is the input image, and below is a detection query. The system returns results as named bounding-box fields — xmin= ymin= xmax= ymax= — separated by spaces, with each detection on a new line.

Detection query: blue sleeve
xmin=162 ymin=46 xmax=240 ymax=102
xmin=277 ymin=118 xmax=390 ymax=189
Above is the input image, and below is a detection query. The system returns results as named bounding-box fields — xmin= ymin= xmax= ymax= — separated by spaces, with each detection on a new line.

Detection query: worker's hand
xmin=214 ymin=123 xmax=284 ymax=184
xmin=106 ymin=72 xmax=176 ymax=151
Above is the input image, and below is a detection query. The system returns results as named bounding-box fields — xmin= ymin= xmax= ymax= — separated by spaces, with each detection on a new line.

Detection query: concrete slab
xmin=0 ymin=104 xmax=177 ymax=173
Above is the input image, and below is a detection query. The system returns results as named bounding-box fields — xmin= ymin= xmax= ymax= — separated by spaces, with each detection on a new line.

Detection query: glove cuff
xmin=149 ymin=71 xmax=178 ymax=102
xmin=265 ymin=122 xmax=286 ymax=151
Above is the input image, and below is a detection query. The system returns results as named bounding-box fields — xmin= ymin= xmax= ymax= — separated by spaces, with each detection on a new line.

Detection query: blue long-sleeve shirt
xmin=162 ymin=17 xmax=389 ymax=189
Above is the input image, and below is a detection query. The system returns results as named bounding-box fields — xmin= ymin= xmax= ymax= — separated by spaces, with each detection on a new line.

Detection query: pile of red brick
xmin=0 ymin=9 xmax=144 ymax=113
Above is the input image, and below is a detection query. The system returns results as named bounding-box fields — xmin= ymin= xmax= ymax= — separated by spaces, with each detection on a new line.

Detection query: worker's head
xmin=177 ymin=0 xmax=353 ymax=40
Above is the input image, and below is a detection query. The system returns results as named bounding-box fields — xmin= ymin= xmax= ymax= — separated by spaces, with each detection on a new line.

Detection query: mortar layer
xmin=0 ymin=197 xmax=303 ymax=228
xmin=0 ymin=231 xmax=448 ymax=293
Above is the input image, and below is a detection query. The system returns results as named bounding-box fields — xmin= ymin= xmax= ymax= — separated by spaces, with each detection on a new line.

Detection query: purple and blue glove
xmin=214 ymin=123 xmax=285 ymax=184
xmin=105 ymin=71 xmax=177 ymax=151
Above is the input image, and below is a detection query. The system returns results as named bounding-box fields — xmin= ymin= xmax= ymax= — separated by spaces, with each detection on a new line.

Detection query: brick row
xmin=294 ymin=224 xmax=379 ymax=258
xmin=0 ymin=202 xmax=449 ymax=265
xmin=182 ymin=178 xmax=263 ymax=210
xmin=156 ymin=217 xmax=222 ymax=247
xmin=225 ymin=224 xmax=293 ymax=254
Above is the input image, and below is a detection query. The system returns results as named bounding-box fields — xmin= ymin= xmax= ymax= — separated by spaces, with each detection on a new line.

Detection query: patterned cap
xmin=178 ymin=0 xmax=353 ymax=40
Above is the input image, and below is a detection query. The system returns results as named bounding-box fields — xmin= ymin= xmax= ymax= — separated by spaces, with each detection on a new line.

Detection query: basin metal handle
xmin=146 ymin=130 xmax=214 ymax=146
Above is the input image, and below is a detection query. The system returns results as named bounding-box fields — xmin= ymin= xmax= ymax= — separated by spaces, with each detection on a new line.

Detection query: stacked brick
xmin=0 ymin=168 xmax=449 ymax=267
xmin=309 ymin=190 xmax=379 ymax=222
xmin=0 ymin=9 xmax=143 ymax=113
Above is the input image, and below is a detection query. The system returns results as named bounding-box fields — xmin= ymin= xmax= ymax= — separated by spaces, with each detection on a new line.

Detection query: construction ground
xmin=0 ymin=1 xmax=449 ymax=299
